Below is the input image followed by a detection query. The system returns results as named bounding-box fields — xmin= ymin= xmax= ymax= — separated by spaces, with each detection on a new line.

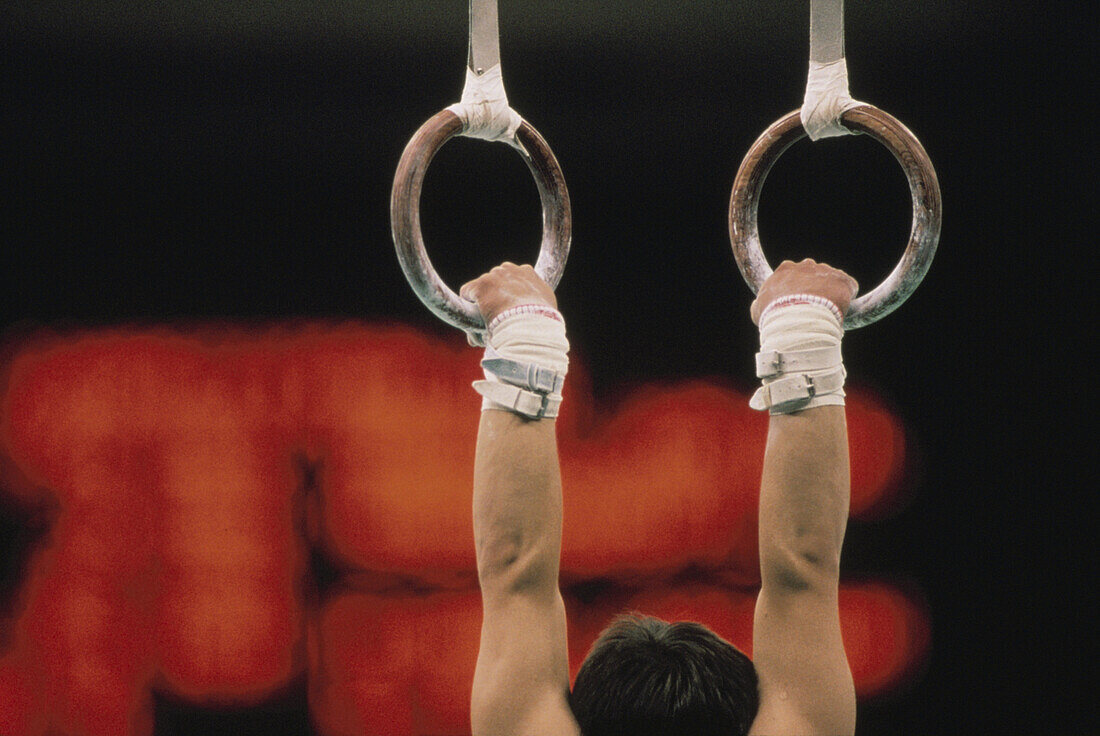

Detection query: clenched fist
xmin=750 ymin=259 xmax=859 ymax=325
xmin=460 ymin=262 xmax=557 ymax=326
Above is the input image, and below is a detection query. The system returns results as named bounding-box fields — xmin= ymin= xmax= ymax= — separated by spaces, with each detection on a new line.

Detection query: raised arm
xmin=747 ymin=260 xmax=859 ymax=736
xmin=460 ymin=264 xmax=580 ymax=736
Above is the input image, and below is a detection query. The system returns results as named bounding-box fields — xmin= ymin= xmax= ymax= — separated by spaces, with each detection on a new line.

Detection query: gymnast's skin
xmin=459 ymin=259 xmax=859 ymax=735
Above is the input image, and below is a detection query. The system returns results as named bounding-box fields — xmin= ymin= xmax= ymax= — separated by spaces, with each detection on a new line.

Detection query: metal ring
xmin=729 ymin=104 xmax=941 ymax=329
xmin=391 ymin=109 xmax=571 ymax=334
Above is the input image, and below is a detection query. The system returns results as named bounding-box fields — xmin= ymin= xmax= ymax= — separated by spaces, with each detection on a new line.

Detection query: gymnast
xmin=459 ymin=258 xmax=860 ymax=735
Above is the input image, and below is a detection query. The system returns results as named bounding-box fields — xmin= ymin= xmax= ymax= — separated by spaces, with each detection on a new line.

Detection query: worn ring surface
xmin=391 ymin=109 xmax=571 ymax=334
xmin=729 ymin=104 xmax=941 ymax=328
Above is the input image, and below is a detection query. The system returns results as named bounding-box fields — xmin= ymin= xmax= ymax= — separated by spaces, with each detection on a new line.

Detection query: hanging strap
xmin=801 ymin=0 xmax=863 ymax=140
xmin=445 ymin=0 xmax=523 ymax=144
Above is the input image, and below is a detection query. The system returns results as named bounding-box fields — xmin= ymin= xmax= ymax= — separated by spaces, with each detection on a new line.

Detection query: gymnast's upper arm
xmin=748 ymin=580 xmax=855 ymax=736
xmin=470 ymin=583 xmax=580 ymax=735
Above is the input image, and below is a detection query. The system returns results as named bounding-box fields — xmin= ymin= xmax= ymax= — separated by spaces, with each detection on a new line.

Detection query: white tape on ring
xmin=801 ymin=59 xmax=863 ymax=141
xmin=446 ymin=64 xmax=523 ymax=143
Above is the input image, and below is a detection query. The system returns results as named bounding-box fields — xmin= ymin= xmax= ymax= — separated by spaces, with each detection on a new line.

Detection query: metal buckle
xmin=527 ymin=365 xmax=556 ymax=394
xmin=756 ymin=349 xmax=782 ymax=378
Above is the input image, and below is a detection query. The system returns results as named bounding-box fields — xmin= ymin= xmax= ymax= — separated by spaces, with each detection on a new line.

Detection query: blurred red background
xmin=0 ymin=324 xmax=926 ymax=735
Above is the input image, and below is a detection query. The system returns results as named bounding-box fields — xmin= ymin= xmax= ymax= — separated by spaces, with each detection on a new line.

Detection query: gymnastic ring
xmin=391 ymin=109 xmax=571 ymax=334
xmin=729 ymin=104 xmax=941 ymax=329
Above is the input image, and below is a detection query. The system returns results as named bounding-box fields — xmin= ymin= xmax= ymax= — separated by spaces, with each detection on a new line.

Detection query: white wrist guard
xmin=473 ymin=305 xmax=569 ymax=419
xmin=750 ymin=295 xmax=846 ymax=415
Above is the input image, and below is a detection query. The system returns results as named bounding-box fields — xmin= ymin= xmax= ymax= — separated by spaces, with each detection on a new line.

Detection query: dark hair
xmin=570 ymin=615 xmax=759 ymax=736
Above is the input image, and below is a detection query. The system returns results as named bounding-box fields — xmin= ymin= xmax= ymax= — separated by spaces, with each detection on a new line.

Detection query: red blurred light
xmin=0 ymin=324 xmax=926 ymax=735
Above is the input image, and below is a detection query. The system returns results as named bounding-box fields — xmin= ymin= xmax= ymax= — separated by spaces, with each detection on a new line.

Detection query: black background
xmin=0 ymin=2 xmax=1090 ymax=734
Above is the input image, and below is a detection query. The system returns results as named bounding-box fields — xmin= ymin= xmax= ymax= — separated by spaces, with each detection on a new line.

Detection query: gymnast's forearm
xmin=472 ymin=410 xmax=564 ymax=594
xmin=749 ymin=260 xmax=857 ymax=594
xmin=757 ymin=404 xmax=850 ymax=591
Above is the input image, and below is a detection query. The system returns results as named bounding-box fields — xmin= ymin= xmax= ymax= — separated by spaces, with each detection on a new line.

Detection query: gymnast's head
xmin=569 ymin=615 xmax=759 ymax=736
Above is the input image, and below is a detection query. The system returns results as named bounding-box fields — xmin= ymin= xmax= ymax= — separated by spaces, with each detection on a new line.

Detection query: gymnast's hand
xmin=750 ymin=258 xmax=859 ymax=325
xmin=460 ymin=262 xmax=558 ymax=325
